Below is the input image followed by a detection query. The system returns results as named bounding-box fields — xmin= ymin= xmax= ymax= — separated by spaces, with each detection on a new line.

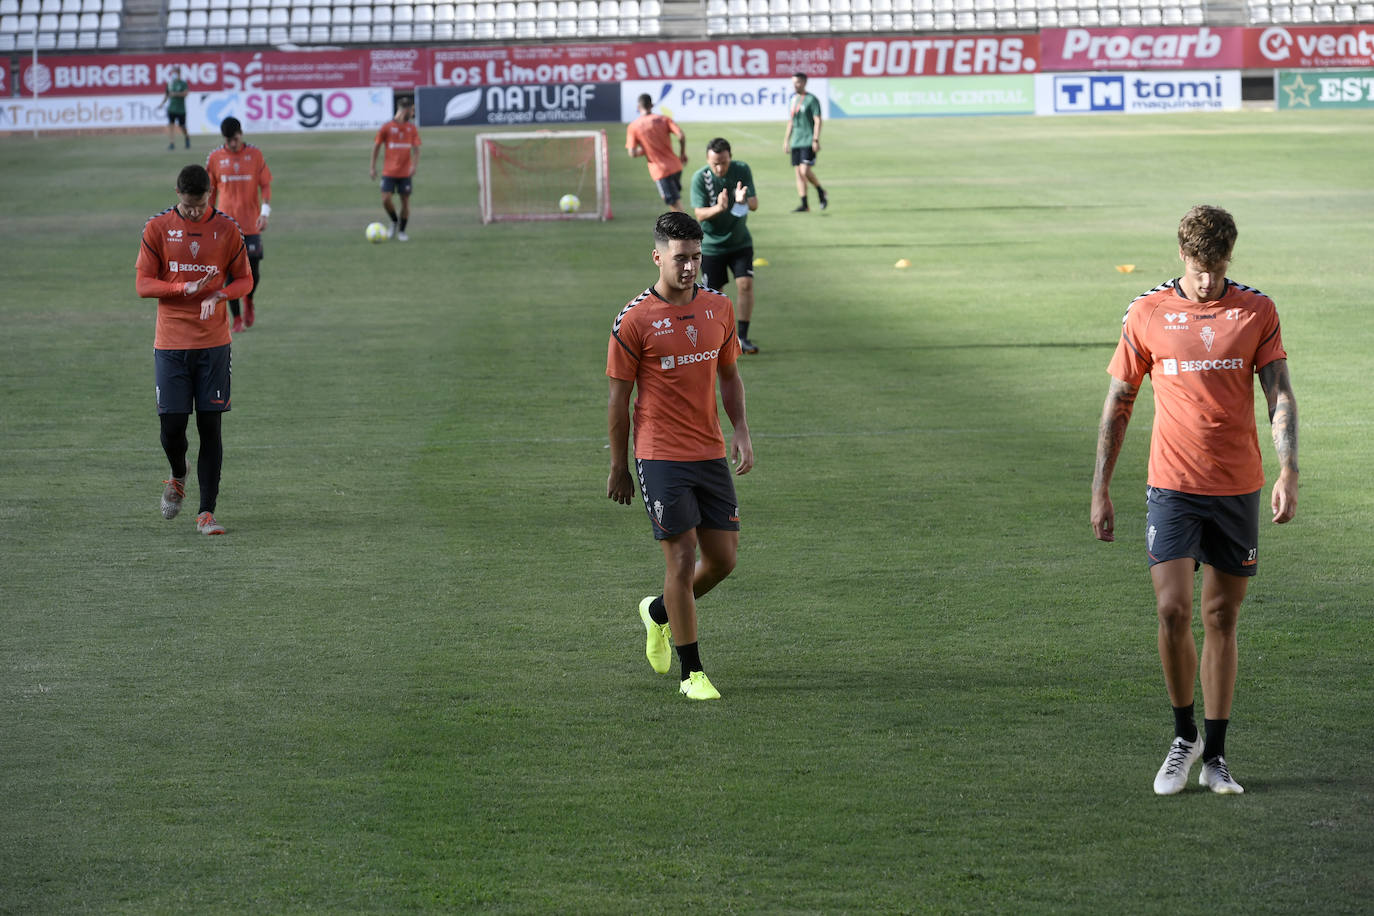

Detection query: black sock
xmin=648 ymin=595 xmax=668 ymax=625
xmin=738 ymin=319 xmax=750 ymax=340
xmin=1203 ymin=718 xmax=1228 ymax=761
xmin=399 ymin=217 xmax=408 ymax=231
xmin=676 ymin=641 xmax=701 ymax=679
xmin=1173 ymin=703 xmax=1198 ymax=743
xmin=799 ymin=195 xmax=808 ymax=207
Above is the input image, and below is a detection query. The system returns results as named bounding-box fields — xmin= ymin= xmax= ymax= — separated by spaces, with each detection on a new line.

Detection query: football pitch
xmin=2 ymin=110 xmax=1371 ymax=913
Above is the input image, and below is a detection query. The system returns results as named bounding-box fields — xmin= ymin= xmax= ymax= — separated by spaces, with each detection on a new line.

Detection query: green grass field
xmin=2 ymin=110 xmax=1372 ymax=913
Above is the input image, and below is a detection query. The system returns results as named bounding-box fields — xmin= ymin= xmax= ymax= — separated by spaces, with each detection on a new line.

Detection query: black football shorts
xmin=1145 ymin=486 xmax=1260 ymax=577
xmin=636 ymin=457 xmax=740 ymax=540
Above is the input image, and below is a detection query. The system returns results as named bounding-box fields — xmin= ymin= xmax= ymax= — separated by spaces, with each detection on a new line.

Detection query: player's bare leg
xmin=661 ymin=530 xmax=721 ymax=698
xmin=660 ymin=531 xmax=699 ymax=646
xmin=693 ymin=527 xmax=738 ymax=599
xmin=1149 ymin=557 xmax=1207 ymax=793
xmin=381 ymin=191 xmax=399 ymax=237
xmin=1199 ymin=566 xmax=1245 ymax=719
xmin=1195 ymin=565 xmax=1247 ymax=792
xmin=1151 ymin=558 xmax=1198 ymax=707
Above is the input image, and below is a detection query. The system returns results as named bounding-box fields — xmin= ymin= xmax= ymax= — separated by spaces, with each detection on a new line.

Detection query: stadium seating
xmin=1 ymin=0 xmax=114 ymax=48
xmin=93 ymin=0 xmax=1351 ymax=50
xmin=154 ymin=0 xmax=665 ymax=44
xmin=1248 ymin=0 xmax=1366 ymax=19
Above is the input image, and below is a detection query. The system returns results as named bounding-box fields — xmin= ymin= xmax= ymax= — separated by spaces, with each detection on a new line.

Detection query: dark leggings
xmin=227 ymin=256 xmax=262 ymax=318
xmin=160 ymin=411 xmax=223 ymax=514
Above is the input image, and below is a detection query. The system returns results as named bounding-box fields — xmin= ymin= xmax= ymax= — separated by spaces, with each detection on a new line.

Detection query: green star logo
xmin=1283 ymin=74 xmax=1316 ymax=108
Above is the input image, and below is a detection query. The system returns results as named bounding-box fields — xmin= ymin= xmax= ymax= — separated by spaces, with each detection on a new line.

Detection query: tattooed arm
xmin=1091 ymin=376 xmax=1140 ymax=542
xmin=1259 ymin=358 xmax=1299 ymax=523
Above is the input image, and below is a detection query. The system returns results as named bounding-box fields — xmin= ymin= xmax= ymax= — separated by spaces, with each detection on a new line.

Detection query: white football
xmin=365 ymin=222 xmax=389 ymax=243
xmin=559 ymin=194 xmax=581 ymax=214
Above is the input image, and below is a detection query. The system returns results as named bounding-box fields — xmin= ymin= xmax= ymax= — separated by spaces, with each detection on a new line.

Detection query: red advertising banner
xmin=20 ymin=37 xmax=1044 ymax=97
xmin=833 ymin=35 xmax=1040 ymax=75
xmin=19 ymin=53 xmax=222 ymax=96
xmin=1040 ymin=27 xmax=1243 ymax=70
xmin=431 ymin=35 xmax=1039 ymax=86
xmin=366 ymin=48 xmax=429 ymax=87
xmin=221 ymin=50 xmax=365 ymax=90
xmin=430 ymin=42 xmax=636 ymax=87
xmin=1244 ymin=25 xmax=1374 ymax=68
xmin=16 ymin=50 xmax=418 ymax=97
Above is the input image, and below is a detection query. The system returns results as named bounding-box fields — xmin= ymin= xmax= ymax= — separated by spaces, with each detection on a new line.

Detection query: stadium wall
xmin=4 ymin=25 xmax=1372 ymax=131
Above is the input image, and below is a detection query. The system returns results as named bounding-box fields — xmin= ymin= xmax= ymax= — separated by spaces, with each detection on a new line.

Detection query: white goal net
xmin=476 ymin=129 xmax=612 ymax=224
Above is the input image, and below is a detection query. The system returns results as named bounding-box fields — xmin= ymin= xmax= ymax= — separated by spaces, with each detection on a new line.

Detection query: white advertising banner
xmin=621 ymin=78 xmax=828 ymax=122
xmin=188 ymin=87 xmax=395 ymax=134
xmin=1034 ymin=70 xmax=1241 ymax=115
xmin=0 ymin=94 xmax=165 ymax=132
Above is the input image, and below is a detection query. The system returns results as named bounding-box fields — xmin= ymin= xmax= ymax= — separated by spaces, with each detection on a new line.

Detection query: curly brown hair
xmin=1177 ymin=205 xmax=1237 ymax=266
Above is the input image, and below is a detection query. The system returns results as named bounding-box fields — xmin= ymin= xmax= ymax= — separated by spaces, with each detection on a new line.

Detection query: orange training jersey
xmin=607 ymin=285 xmax=741 ymax=462
xmin=137 ymin=206 xmax=250 ymax=350
xmin=1107 ymin=278 xmax=1286 ymax=496
xmin=625 ymin=113 xmax=684 ymax=181
xmin=375 ymin=119 xmax=420 ymax=177
xmin=206 ymin=143 xmax=272 ymax=236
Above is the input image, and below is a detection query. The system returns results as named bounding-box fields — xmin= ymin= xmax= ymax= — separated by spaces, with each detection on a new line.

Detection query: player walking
xmin=136 ymin=164 xmax=253 ymax=535
xmin=156 ymin=65 xmax=190 ymax=151
xmin=626 ymin=94 xmax=689 ymax=212
xmin=691 ymin=137 xmax=761 ymax=355
xmin=369 ymin=95 xmax=421 ymax=241
xmin=606 ymin=211 xmax=755 ymax=700
xmin=783 ymin=72 xmax=826 ymax=213
xmin=207 ymin=117 xmax=273 ymax=334
xmin=1091 ymin=205 xmax=1299 ymax=795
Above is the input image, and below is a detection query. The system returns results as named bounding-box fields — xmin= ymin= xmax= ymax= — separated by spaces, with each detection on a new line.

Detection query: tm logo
xmin=1054 ymin=75 xmax=1124 ymax=112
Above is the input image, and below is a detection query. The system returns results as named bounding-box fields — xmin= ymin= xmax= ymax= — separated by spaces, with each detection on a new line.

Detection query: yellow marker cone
xmin=1115 ymin=264 xmax=1136 ymax=273
xmin=894 ymin=258 xmax=911 ymax=269
xmin=752 ymin=257 xmax=769 ymax=267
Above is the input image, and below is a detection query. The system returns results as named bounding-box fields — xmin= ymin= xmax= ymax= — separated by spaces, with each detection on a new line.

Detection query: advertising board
xmin=830 ymin=75 xmax=1034 ymax=117
xmin=1277 ymin=69 xmax=1374 ymax=108
xmin=620 ymin=78 xmax=824 ymax=122
xmin=1246 ymin=26 xmax=1374 ymax=69
xmin=1034 ymin=70 xmax=1241 ymax=114
xmin=188 ymin=87 xmax=395 ymax=134
xmin=417 ymin=83 xmax=621 ymax=126
xmin=0 ymin=94 xmax=165 ymax=131
xmin=1040 ymin=27 xmax=1243 ymax=71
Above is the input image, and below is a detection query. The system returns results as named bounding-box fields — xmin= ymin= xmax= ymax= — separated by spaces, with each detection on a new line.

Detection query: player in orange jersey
xmin=607 ymin=211 xmax=754 ymax=701
xmin=369 ymin=95 xmax=421 ymax=241
xmin=136 ymin=164 xmax=253 ymax=536
xmin=207 ymin=117 xmax=273 ymax=333
xmin=1092 ymin=205 xmax=1299 ymax=796
xmin=626 ymin=94 xmax=688 ymax=212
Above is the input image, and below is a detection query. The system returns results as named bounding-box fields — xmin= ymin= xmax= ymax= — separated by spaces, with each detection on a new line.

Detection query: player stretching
xmin=607 ymin=211 xmax=755 ymax=700
xmin=783 ymin=72 xmax=826 ymax=212
xmin=369 ymin=95 xmax=421 ymax=241
xmin=691 ymin=137 xmax=761 ymax=354
xmin=207 ymin=117 xmax=273 ymax=334
xmin=626 ymin=93 xmax=689 ymax=212
xmin=1092 ymin=205 xmax=1299 ymax=795
xmin=136 ymin=164 xmax=253 ymax=535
